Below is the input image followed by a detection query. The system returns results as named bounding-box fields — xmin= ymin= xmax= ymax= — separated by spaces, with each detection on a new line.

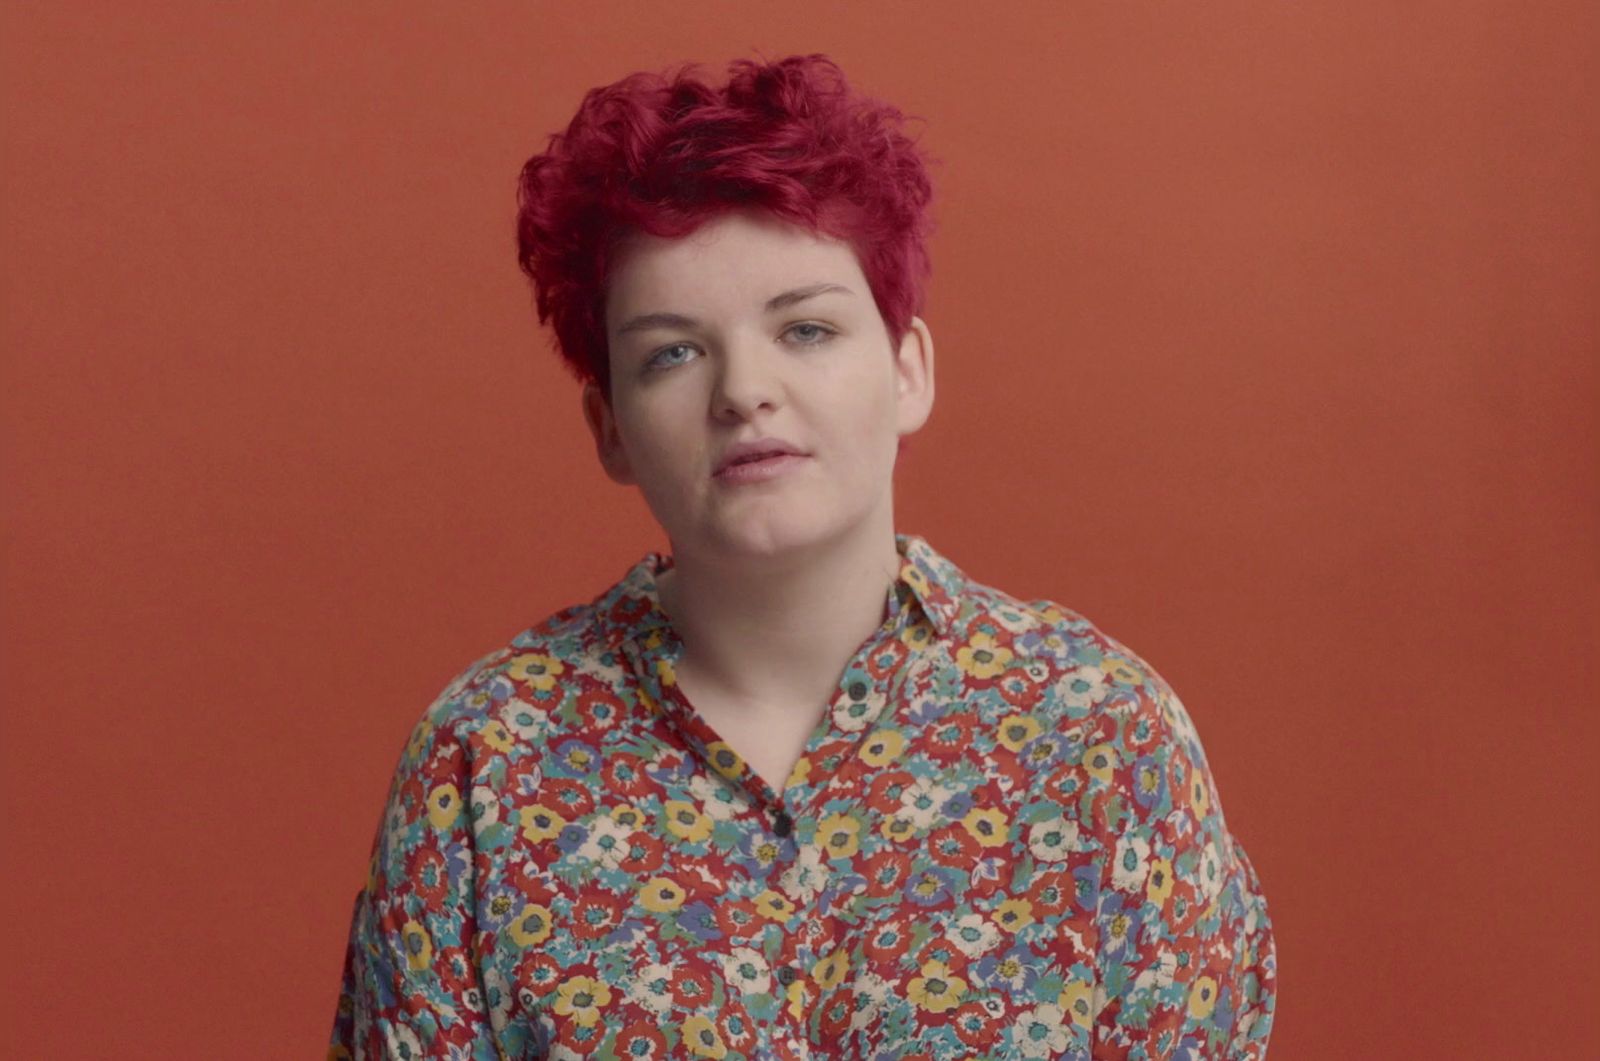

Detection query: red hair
xmin=515 ymin=53 xmax=938 ymax=402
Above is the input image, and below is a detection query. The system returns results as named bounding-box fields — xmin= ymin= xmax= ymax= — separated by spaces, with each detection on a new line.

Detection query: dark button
xmin=772 ymin=810 xmax=793 ymax=837
xmin=776 ymin=965 xmax=797 ymax=986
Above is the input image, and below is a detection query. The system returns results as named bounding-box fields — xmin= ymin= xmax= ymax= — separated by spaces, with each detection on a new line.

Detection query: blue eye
xmin=787 ymin=322 xmax=835 ymax=344
xmin=648 ymin=343 xmax=697 ymax=369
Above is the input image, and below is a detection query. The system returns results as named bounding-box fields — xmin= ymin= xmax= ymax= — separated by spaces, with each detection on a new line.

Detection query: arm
xmin=1088 ymin=655 xmax=1277 ymax=1059
xmin=329 ymin=702 xmax=506 ymax=1061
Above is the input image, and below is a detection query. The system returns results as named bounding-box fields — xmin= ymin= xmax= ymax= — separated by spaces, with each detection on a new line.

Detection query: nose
xmin=711 ymin=331 xmax=784 ymax=420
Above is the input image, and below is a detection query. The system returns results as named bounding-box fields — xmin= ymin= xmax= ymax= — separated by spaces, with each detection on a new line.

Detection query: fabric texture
xmin=329 ymin=533 xmax=1276 ymax=1059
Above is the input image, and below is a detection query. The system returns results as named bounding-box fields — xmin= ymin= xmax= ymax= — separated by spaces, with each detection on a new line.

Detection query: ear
xmin=892 ymin=315 xmax=935 ymax=437
xmin=581 ymin=381 xmax=637 ymax=486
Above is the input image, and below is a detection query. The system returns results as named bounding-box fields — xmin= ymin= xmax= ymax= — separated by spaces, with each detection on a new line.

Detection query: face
xmin=581 ymin=208 xmax=934 ymax=565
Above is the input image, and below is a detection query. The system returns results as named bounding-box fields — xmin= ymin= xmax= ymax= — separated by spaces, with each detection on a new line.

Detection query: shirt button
xmin=772 ymin=810 xmax=794 ymax=837
xmin=776 ymin=965 xmax=798 ymax=986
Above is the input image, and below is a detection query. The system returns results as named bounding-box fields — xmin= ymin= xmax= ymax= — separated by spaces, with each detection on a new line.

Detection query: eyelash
xmin=647 ymin=322 xmax=837 ymax=371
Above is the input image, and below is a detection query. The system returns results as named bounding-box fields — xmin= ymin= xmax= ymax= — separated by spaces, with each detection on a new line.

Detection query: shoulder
xmin=394 ymin=599 xmax=616 ymax=769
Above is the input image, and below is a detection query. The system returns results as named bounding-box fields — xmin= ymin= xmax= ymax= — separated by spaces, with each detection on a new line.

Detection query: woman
xmin=330 ymin=54 xmax=1276 ymax=1060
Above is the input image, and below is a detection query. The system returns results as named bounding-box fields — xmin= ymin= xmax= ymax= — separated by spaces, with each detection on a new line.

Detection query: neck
xmin=656 ymin=519 xmax=904 ymax=710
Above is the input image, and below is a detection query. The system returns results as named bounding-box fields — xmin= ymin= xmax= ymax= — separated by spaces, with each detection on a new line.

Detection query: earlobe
xmin=581 ymin=382 xmax=635 ymax=486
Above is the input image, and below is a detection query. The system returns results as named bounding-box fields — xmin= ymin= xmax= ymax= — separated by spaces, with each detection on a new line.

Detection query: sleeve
xmin=1087 ymin=650 xmax=1277 ymax=1059
xmin=328 ymin=700 xmax=506 ymax=1061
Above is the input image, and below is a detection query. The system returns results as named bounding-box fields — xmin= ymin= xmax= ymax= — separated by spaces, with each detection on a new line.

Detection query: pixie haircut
xmin=515 ymin=53 xmax=938 ymax=403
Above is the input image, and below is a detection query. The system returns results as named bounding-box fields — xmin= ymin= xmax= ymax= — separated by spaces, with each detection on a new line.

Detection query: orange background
xmin=3 ymin=3 xmax=1595 ymax=1057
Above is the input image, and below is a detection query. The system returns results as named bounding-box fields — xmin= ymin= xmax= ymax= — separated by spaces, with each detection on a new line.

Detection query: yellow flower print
xmin=655 ymin=653 xmax=678 ymax=688
xmin=1147 ymin=856 xmax=1175 ymax=908
xmin=406 ymin=719 xmax=434 ymax=760
xmin=812 ymin=948 xmax=850 ymax=990
xmin=478 ymin=720 xmax=514 ymax=753
xmin=754 ymin=889 xmax=795 ymax=920
xmin=610 ymin=804 xmax=644 ymax=829
xmin=508 ymin=903 xmax=553 ymax=946
xmin=993 ymin=898 xmax=1035 ymax=932
xmin=961 ymin=807 xmax=1010 ymax=848
xmin=956 ymin=631 xmax=1014 ymax=681
xmin=1104 ymin=656 xmax=1143 ymax=685
xmin=1083 ymin=742 xmax=1118 ymax=785
xmin=1058 ymin=978 xmax=1094 ymax=1029
xmin=899 ymin=618 xmax=935 ymax=651
xmin=785 ymin=978 xmax=809 ymax=1021
xmin=996 ymin=714 xmax=1042 ymax=753
xmin=1190 ymin=773 xmax=1211 ymax=817
xmin=786 ymin=756 xmax=813 ymax=787
xmin=860 ymin=729 xmax=906 ymax=767
xmin=639 ymin=877 xmax=686 ymax=913
xmin=519 ymin=804 xmax=567 ymax=843
xmin=1187 ymin=975 xmax=1219 ymax=1019
xmin=680 ymin=1015 xmax=727 ymax=1058
xmin=426 ymin=783 xmax=463 ymax=830
xmin=1135 ymin=761 xmax=1163 ymax=802
xmin=663 ymin=800 xmax=713 ymax=843
xmin=505 ymin=652 xmax=565 ymax=692
xmin=400 ymin=919 xmax=432 ymax=970
xmin=705 ymin=741 xmax=744 ymax=781
xmin=817 ymin=813 xmax=862 ymax=859
xmin=554 ymin=975 xmax=612 ymax=1026
xmin=880 ymin=816 xmax=917 ymax=842
xmin=907 ymin=959 xmax=967 ymax=1013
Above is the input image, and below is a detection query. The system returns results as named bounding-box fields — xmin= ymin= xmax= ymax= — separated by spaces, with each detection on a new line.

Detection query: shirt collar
xmin=592 ymin=532 xmax=965 ymax=652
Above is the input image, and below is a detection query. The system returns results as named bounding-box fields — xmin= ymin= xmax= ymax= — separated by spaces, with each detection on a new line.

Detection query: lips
xmin=714 ymin=437 xmax=806 ymax=475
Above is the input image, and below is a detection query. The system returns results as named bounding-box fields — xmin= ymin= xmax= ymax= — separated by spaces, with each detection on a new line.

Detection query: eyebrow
xmin=614 ymin=282 xmax=855 ymax=338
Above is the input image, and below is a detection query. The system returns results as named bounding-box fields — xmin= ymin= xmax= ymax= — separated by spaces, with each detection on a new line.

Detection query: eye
xmin=785 ymin=321 xmax=836 ymax=345
xmin=646 ymin=342 xmax=699 ymax=370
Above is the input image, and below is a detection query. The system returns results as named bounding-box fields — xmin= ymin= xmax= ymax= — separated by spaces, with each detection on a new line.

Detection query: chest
xmin=681 ymin=686 xmax=826 ymax=793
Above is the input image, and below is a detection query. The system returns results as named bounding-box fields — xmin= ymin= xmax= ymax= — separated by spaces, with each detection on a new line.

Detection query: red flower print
xmin=818 ymin=989 xmax=855 ymax=1040
xmin=718 ymin=1004 xmax=757 ymax=1049
xmin=715 ymin=898 xmax=762 ymax=940
xmin=672 ymin=967 xmax=714 ymax=1008
xmin=867 ymin=770 xmax=916 ymax=813
xmin=618 ymin=832 xmax=665 ymax=874
xmin=614 ymin=1022 xmax=667 ymax=1058
xmin=570 ymin=893 xmax=625 ymax=940
xmin=406 ymin=843 xmax=449 ymax=908
xmin=1026 ymin=868 xmax=1074 ymax=917
xmin=544 ymin=777 xmax=596 ymax=818
xmin=863 ymin=850 xmax=913 ymax=897
xmin=516 ymin=952 xmax=562 ymax=995
xmin=952 ymin=1001 xmax=1001 ymax=1048
xmin=436 ymin=946 xmax=473 ymax=995
xmin=601 ymin=752 xmax=654 ymax=798
xmin=865 ymin=637 xmax=910 ymax=681
xmin=862 ymin=919 xmax=913 ymax=964
xmin=928 ymin=824 xmax=980 ymax=868
xmin=923 ymin=714 xmax=976 ymax=763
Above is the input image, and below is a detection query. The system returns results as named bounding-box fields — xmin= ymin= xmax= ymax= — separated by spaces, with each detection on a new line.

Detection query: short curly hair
xmin=515 ymin=53 xmax=938 ymax=403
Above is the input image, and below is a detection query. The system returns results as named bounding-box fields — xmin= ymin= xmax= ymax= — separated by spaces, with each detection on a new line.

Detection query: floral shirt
xmin=329 ymin=533 xmax=1276 ymax=1060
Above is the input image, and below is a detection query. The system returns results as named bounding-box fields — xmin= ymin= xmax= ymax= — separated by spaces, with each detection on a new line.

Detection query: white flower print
xmin=626 ymin=962 xmax=676 ymax=1015
xmin=848 ymin=972 xmax=893 ymax=1032
xmin=469 ymin=784 xmax=501 ymax=831
xmin=577 ymin=814 xmax=632 ymax=869
xmin=1056 ymin=664 xmax=1111 ymax=712
xmin=946 ymin=913 xmax=1001 ymax=959
xmin=1027 ymin=816 xmax=1079 ymax=862
xmin=688 ymin=773 xmax=748 ymax=820
xmin=496 ymin=697 xmax=546 ymax=740
xmin=1014 ymin=1003 xmax=1071 ymax=1058
xmin=721 ymin=947 xmax=771 ymax=995
xmin=778 ymin=844 xmax=829 ymax=906
xmin=896 ymin=778 xmax=950 ymax=829
xmin=1110 ymin=834 xmax=1151 ymax=892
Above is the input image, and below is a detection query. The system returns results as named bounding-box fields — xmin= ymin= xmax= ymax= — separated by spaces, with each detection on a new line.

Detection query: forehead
xmin=605 ymin=210 xmax=865 ymax=320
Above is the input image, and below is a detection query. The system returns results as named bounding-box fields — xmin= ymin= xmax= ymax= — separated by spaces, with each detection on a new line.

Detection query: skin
xmin=580 ymin=208 xmax=935 ymax=786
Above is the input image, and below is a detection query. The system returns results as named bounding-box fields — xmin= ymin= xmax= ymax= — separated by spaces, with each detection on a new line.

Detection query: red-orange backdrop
xmin=2 ymin=3 xmax=1595 ymax=1057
